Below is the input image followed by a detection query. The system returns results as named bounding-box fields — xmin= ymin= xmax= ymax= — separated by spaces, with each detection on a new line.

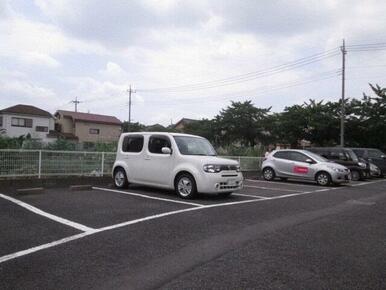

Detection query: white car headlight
xmin=203 ymin=164 xmax=221 ymax=173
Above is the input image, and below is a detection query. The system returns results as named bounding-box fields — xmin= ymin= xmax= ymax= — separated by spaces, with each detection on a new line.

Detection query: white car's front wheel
xmin=175 ymin=173 xmax=197 ymax=199
xmin=316 ymin=172 xmax=331 ymax=186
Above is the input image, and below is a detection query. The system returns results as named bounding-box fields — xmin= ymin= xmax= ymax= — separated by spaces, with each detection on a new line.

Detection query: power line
xmin=346 ymin=41 xmax=386 ymax=52
xmin=347 ymin=47 xmax=386 ymax=52
xmin=138 ymin=48 xmax=340 ymax=93
xmin=346 ymin=41 xmax=386 ymax=48
xmin=149 ymin=69 xmax=341 ymax=106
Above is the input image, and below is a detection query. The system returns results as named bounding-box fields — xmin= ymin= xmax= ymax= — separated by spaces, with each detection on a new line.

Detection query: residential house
xmin=55 ymin=110 xmax=122 ymax=143
xmin=0 ymin=104 xmax=55 ymax=142
xmin=174 ymin=118 xmax=198 ymax=131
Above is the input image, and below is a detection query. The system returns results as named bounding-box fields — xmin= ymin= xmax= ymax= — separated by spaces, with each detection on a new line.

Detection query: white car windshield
xmin=304 ymin=150 xmax=328 ymax=162
xmin=174 ymin=136 xmax=217 ymax=156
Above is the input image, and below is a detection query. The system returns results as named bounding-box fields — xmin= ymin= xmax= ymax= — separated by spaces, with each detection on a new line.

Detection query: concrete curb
xmin=16 ymin=187 xmax=45 ymax=195
xmin=69 ymin=185 xmax=93 ymax=191
xmin=0 ymin=176 xmax=112 ymax=192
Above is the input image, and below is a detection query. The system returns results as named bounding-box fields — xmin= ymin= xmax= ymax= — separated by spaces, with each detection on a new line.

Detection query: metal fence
xmin=0 ymin=150 xmax=263 ymax=178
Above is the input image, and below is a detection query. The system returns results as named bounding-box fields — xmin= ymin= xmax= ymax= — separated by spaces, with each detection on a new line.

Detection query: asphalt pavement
xmin=0 ymin=178 xmax=385 ymax=289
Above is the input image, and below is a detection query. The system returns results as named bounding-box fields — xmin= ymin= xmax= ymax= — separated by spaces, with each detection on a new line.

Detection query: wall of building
xmin=56 ymin=115 xmax=74 ymax=134
xmin=75 ymin=121 xmax=121 ymax=142
xmin=0 ymin=113 xmax=54 ymax=142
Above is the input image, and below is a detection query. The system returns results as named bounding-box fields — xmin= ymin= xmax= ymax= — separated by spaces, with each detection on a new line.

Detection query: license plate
xmin=228 ymin=180 xmax=237 ymax=186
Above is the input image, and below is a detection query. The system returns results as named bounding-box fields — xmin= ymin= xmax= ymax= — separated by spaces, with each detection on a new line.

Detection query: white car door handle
xmin=144 ymin=156 xmax=151 ymax=160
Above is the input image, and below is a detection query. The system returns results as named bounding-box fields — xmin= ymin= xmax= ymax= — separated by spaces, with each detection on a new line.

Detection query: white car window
xmin=174 ymin=136 xmax=216 ymax=156
xmin=122 ymin=135 xmax=144 ymax=153
xmin=148 ymin=135 xmax=171 ymax=154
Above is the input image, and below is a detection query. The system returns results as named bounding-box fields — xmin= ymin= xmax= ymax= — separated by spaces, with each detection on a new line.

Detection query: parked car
xmin=112 ymin=132 xmax=243 ymax=199
xmin=307 ymin=147 xmax=369 ymax=181
xmin=358 ymin=157 xmax=372 ymax=179
xmin=261 ymin=149 xmax=350 ymax=186
xmin=369 ymin=162 xmax=382 ymax=178
xmin=349 ymin=148 xmax=386 ymax=177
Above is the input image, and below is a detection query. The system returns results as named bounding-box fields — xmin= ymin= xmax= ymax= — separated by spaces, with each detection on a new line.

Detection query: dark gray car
xmin=350 ymin=148 xmax=386 ymax=177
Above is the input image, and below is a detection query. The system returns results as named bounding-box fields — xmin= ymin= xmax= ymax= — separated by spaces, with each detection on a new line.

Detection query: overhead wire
xmin=150 ymin=69 xmax=341 ymax=106
xmin=138 ymin=48 xmax=340 ymax=93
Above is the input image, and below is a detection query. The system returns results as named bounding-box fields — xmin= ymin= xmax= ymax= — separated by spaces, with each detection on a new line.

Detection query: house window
xmin=0 ymin=116 xmax=3 ymax=127
xmin=36 ymin=126 xmax=48 ymax=132
xmin=89 ymin=128 xmax=100 ymax=134
xmin=11 ymin=117 xmax=33 ymax=128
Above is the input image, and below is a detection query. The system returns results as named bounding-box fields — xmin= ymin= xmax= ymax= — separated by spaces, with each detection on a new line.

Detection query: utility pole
xmin=70 ymin=96 xmax=82 ymax=112
xmin=127 ymin=85 xmax=136 ymax=124
xmin=340 ymin=39 xmax=346 ymax=147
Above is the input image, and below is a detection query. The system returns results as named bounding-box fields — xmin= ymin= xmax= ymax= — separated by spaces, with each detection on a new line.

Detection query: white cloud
xmin=20 ymin=52 xmax=61 ymax=68
xmin=98 ymin=62 xmax=128 ymax=82
xmin=0 ymin=5 xmax=107 ymax=68
xmin=0 ymin=70 xmax=59 ymax=111
xmin=1 ymin=0 xmax=386 ymax=126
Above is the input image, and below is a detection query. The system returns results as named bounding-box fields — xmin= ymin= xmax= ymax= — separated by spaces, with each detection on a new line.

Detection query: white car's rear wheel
xmin=114 ymin=168 xmax=128 ymax=189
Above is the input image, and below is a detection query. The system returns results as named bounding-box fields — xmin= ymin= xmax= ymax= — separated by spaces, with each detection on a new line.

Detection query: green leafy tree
xmin=346 ymin=83 xmax=386 ymax=150
xmin=183 ymin=119 xmax=218 ymax=144
xmin=273 ymin=104 xmax=307 ymax=147
xmin=122 ymin=121 xmax=146 ymax=132
xmin=215 ymin=101 xmax=270 ymax=147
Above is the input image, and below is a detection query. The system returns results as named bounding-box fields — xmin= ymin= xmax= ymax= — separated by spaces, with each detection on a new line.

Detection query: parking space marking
xmin=233 ymin=193 xmax=271 ymax=199
xmin=92 ymin=187 xmax=205 ymax=207
xmin=245 ymin=179 xmax=320 ymax=188
xmin=2 ymin=180 xmax=383 ymax=265
xmin=244 ymin=185 xmax=303 ymax=193
xmin=0 ymin=198 xmax=268 ymax=264
xmin=0 ymin=193 xmax=95 ymax=232
xmin=349 ymin=179 xmax=386 ymax=187
xmin=0 ymin=231 xmax=94 ymax=264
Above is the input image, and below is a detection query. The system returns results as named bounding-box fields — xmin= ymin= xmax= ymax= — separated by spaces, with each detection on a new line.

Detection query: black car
xmin=308 ymin=147 xmax=369 ymax=181
xmin=350 ymin=148 xmax=386 ymax=177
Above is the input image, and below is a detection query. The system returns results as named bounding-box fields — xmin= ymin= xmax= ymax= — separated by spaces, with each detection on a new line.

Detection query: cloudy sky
xmin=1 ymin=0 xmax=385 ymax=125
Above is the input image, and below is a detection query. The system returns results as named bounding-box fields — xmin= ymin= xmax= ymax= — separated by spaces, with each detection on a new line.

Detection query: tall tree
xmin=183 ymin=119 xmax=218 ymax=144
xmin=347 ymin=83 xmax=386 ymax=150
xmin=215 ymin=101 xmax=270 ymax=147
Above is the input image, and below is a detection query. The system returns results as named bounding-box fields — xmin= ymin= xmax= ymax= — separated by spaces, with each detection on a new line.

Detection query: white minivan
xmin=112 ymin=132 xmax=243 ymax=199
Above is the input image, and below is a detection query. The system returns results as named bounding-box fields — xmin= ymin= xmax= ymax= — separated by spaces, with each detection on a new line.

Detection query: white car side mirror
xmin=305 ymin=158 xmax=314 ymax=164
xmin=161 ymin=147 xmax=172 ymax=154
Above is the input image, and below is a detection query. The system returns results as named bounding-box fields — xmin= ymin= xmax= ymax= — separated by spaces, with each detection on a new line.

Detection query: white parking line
xmin=245 ymin=179 xmax=320 ymax=188
xmin=233 ymin=193 xmax=271 ymax=199
xmin=349 ymin=179 xmax=386 ymax=187
xmin=0 ymin=198 xmax=268 ymax=264
xmin=92 ymin=187 xmax=205 ymax=207
xmin=0 ymin=231 xmax=95 ymax=264
xmin=0 ymin=193 xmax=94 ymax=232
xmin=2 ymin=180 xmax=383 ymax=264
xmin=244 ymin=185 xmax=302 ymax=193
